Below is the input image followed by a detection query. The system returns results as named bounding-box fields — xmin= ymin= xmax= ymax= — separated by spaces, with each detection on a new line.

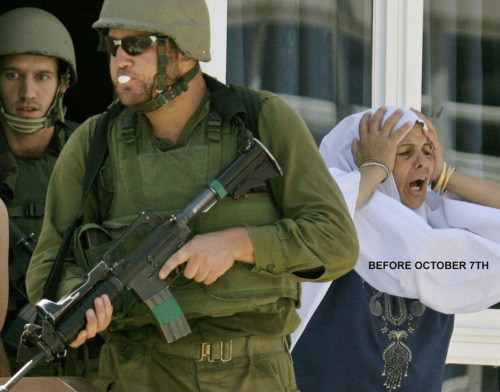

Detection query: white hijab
xmin=292 ymin=107 xmax=500 ymax=348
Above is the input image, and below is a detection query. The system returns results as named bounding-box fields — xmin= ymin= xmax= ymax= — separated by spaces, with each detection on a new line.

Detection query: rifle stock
xmin=0 ymin=138 xmax=282 ymax=391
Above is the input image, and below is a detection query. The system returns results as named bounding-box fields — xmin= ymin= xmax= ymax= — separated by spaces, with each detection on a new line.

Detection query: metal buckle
xmin=198 ymin=342 xmax=213 ymax=362
xmin=198 ymin=340 xmax=233 ymax=362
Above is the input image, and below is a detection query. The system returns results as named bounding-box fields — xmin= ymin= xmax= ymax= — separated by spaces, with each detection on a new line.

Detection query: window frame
xmin=212 ymin=0 xmax=500 ymax=368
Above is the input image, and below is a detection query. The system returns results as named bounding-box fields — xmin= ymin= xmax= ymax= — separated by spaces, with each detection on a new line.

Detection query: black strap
xmin=203 ymin=74 xmax=261 ymax=137
xmin=230 ymin=83 xmax=261 ymax=138
xmin=42 ymin=101 xmax=124 ymax=300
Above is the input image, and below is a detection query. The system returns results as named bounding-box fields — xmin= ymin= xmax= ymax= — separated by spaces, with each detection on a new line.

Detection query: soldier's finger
xmin=94 ymin=297 xmax=106 ymax=330
xmin=69 ymin=330 xmax=88 ymax=349
xmin=102 ymin=294 xmax=113 ymax=326
xmin=84 ymin=309 xmax=98 ymax=339
xmin=159 ymin=248 xmax=187 ymax=280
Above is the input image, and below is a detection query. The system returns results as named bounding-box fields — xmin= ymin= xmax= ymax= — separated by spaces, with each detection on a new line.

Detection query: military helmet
xmin=0 ymin=7 xmax=77 ymax=86
xmin=93 ymin=0 xmax=211 ymax=62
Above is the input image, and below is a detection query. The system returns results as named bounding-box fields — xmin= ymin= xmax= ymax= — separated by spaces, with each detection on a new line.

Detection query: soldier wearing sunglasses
xmin=26 ymin=1 xmax=358 ymax=391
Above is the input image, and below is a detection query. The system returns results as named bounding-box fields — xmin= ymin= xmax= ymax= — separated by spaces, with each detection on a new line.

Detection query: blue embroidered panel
xmin=292 ymin=270 xmax=454 ymax=392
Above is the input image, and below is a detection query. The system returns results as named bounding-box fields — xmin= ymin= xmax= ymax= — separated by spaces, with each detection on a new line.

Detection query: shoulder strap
xmin=203 ymin=74 xmax=261 ymax=137
xmin=229 ymin=83 xmax=261 ymax=138
xmin=56 ymin=119 xmax=80 ymax=151
xmin=43 ymin=101 xmax=124 ymax=300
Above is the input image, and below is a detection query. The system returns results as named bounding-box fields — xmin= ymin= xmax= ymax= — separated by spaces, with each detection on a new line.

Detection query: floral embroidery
xmin=368 ymin=290 xmax=426 ymax=390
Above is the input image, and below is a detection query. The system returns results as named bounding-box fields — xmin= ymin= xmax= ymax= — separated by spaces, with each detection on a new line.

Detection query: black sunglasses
xmin=104 ymin=35 xmax=158 ymax=57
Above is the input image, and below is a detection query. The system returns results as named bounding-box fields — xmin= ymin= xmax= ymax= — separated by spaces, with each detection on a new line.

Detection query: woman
xmin=292 ymin=107 xmax=500 ymax=392
xmin=0 ymin=199 xmax=10 ymax=377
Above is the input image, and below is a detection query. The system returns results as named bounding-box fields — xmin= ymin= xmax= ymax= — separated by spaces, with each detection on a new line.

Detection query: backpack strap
xmin=203 ymin=74 xmax=261 ymax=138
xmin=43 ymin=100 xmax=124 ymax=300
xmin=229 ymin=83 xmax=261 ymax=139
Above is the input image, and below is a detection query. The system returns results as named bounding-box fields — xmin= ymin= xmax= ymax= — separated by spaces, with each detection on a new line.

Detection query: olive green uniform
xmin=1 ymin=122 xmax=73 ymax=339
xmin=0 ymin=121 xmax=98 ymax=376
xmin=26 ymin=89 xmax=358 ymax=391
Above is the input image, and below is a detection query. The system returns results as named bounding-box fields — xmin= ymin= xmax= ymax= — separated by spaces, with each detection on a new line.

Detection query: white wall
xmin=201 ymin=0 xmax=227 ymax=83
xmin=372 ymin=0 xmax=423 ymax=109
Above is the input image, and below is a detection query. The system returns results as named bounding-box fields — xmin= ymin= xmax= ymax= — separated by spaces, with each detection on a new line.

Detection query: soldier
xmin=0 ymin=7 xmax=100 ymax=378
xmin=26 ymin=1 xmax=359 ymax=391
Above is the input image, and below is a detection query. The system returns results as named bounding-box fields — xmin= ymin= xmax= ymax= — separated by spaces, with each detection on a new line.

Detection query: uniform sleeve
xmin=246 ymin=92 xmax=359 ymax=282
xmin=26 ymin=116 xmax=101 ymax=303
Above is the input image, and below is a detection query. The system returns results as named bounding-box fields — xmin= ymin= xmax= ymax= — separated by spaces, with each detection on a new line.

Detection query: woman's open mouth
xmin=409 ymin=178 xmax=426 ymax=191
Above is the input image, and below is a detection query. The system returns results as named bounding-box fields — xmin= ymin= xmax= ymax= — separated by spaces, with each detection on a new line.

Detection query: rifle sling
xmin=42 ymin=102 xmax=124 ymax=301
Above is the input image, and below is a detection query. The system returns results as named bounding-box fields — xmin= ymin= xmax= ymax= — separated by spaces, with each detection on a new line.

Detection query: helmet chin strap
xmin=129 ymin=42 xmax=201 ymax=114
xmin=0 ymin=69 xmax=70 ymax=135
xmin=0 ymin=107 xmax=51 ymax=135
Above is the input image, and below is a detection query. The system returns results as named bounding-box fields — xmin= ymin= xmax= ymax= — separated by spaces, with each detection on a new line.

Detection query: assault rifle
xmin=0 ymin=138 xmax=283 ymax=392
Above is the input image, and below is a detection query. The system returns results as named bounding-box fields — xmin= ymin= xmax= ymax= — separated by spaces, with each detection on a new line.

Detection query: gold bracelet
xmin=440 ymin=165 xmax=456 ymax=195
xmin=432 ymin=162 xmax=447 ymax=193
xmin=359 ymin=161 xmax=390 ymax=183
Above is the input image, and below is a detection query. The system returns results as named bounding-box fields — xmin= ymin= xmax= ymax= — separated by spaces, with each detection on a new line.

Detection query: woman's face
xmin=393 ymin=124 xmax=435 ymax=209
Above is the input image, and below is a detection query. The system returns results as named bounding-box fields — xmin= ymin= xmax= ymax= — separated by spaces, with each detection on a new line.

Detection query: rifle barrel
xmin=0 ymin=351 xmax=46 ymax=392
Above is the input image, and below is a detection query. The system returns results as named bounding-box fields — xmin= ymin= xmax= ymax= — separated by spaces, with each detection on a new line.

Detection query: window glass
xmin=424 ymin=1 xmax=500 ymax=387
xmin=423 ymin=0 xmax=500 ymax=182
xmin=227 ymin=0 xmax=372 ymax=144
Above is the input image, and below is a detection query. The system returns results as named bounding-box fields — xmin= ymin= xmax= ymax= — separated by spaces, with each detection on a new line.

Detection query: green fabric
xmin=94 ymin=328 xmax=299 ymax=392
xmin=27 ymin=88 xmax=358 ymax=339
xmin=66 ymin=101 xmax=299 ymax=325
xmin=1 ymin=121 xmax=74 ymax=309
xmin=0 ymin=121 xmax=104 ymax=379
xmin=150 ymin=296 xmax=183 ymax=324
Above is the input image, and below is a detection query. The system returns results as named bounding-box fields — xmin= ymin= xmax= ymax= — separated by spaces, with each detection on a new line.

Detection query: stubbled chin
xmin=116 ymin=89 xmax=140 ymax=106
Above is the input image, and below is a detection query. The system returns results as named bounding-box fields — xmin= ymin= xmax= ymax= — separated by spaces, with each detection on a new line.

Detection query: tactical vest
xmin=76 ymin=99 xmax=299 ymax=330
xmin=1 ymin=121 xmax=76 ymax=350
xmin=0 ymin=122 xmax=76 ymax=308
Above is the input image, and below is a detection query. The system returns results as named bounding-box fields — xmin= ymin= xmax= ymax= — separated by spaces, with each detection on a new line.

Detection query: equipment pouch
xmin=73 ymin=223 xmax=113 ymax=270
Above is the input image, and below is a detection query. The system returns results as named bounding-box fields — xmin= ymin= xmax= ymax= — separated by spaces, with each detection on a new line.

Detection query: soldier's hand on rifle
xmin=159 ymin=228 xmax=255 ymax=285
xmin=69 ymin=294 xmax=112 ymax=348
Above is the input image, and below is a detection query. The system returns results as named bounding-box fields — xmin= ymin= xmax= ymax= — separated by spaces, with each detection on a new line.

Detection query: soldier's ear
xmin=58 ymin=75 xmax=70 ymax=93
xmin=62 ymin=81 xmax=69 ymax=93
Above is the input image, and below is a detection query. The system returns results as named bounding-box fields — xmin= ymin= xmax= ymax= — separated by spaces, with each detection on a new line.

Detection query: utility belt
xmin=107 ymin=326 xmax=289 ymax=363
xmin=163 ymin=335 xmax=289 ymax=363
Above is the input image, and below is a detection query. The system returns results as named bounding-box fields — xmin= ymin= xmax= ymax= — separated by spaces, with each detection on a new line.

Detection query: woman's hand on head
xmin=411 ymin=108 xmax=444 ymax=182
xmin=352 ymin=106 xmax=412 ymax=172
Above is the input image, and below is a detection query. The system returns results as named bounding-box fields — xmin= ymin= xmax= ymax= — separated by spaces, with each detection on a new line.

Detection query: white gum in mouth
xmin=118 ymin=75 xmax=131 ymax=84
